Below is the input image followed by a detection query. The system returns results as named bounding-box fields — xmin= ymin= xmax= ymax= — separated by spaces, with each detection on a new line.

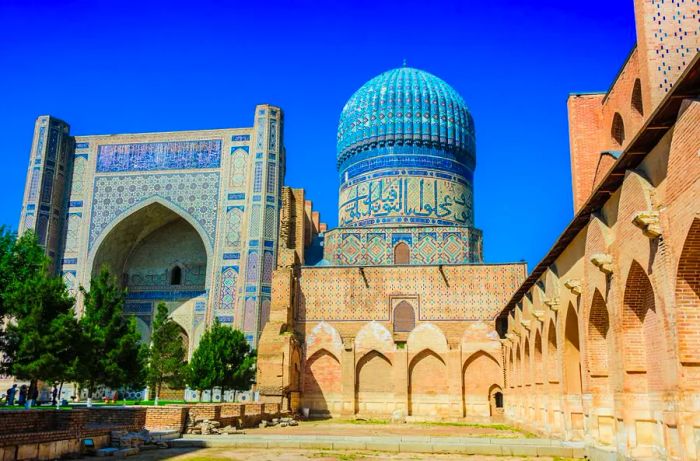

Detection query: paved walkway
xmin=173 ymin=434 xmax=586 ymax=458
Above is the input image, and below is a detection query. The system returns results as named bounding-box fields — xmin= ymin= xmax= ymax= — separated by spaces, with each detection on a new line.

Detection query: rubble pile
xmin=95 ymin=430 xmax=169 ymax=458
xmin=184 ymin=417 xmax=245 ymax=435
xmin=258 ymin=416 xmax=299 ymax=428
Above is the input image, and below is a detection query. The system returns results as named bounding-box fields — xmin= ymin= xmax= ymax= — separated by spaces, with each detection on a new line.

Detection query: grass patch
xmin=337 ymin=418 xmax=389 ymax=425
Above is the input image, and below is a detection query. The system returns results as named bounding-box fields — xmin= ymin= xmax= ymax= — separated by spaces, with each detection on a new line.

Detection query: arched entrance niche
xmin=393 ymin=301 xmax=416 ymax=332
xmin=393 ymin=242 xmax=410 ymax=264
xmin=463 ymin=350 xmax=501 ymax=417
xmin=355 ymin=350 xmax=392 ymax=415
xmin=408 ymin=349 xmax=448 ymax=416
xmin=547 ymin=320 xmax=559 ymax=385
xmin=302 ymin=349 xmax=342 ymax=415
xmin=564 ymin=303 xmax=582 ymax=394
xmin=622 ymin=261 xmax=663 ymax=393
xmin=90 ymin=201 xmax=209 ymax=343
xmin=489 ymin=384 xmax=504 ymax=416
xmin=588 ymin=289 xmax=611 ymax=391
xmin=677 ymin=219 xmax=700 ymax=371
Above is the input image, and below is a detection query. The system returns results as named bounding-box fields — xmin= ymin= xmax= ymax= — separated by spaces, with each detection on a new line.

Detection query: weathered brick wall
xmin=505 ymin=70 xmax=700 ymax=461
xmin=144 ymin=406 xmax=187 ymax=432
xmin=0 ymin=408 xmax=146 ymax=447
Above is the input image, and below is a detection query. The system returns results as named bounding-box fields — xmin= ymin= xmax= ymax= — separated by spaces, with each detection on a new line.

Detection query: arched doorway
xmin=588 ymin=289 xmax=611 ymax=391
xmin=564 ymin=304 xmax=582 ymax=395
xmin=408 ymin=349 xmax=448 ymax=416
xmin=677 ymin=219 xmax=700 ymax=369
xmin=355 ymin=351 xmax=392 ymax=415
xmin=303 ymin=349 xmax=341 ymax=415
xmin=622 ymin=261 xmax=663 ymax=392
xmin=463 ymin=351 xmax=501 ymax=417
xmin=90 ymin=202 xmax=209 ymax=344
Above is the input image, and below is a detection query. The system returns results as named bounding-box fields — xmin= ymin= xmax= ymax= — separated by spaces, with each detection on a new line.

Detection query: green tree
xmin=0 ymin=229 xmax=48 ymax=362
xmin=188 ymin=320 xmax=256 ymax=401
xmin=75 ymin=268 xmax=146 ymax=404
xmin=2 ymin=233 xmax=81 ymax=403
xmin=146 ymin=302 xmax=188 ymax=405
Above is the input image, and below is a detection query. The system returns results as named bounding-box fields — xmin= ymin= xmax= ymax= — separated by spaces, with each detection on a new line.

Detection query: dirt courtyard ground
xmin=241 ymin=420 xmax=530 ymax=439
xmin=130 ymin=447 xmax=563 ymax=461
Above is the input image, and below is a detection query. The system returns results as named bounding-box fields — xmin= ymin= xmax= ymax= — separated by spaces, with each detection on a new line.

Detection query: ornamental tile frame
xmin=18 ymin=105 xmax=284 ymax=348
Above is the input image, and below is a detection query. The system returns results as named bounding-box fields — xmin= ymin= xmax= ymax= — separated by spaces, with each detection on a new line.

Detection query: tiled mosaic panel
xmin=89 ymin=172 xmax=220 ymax=250
xmin=324 ymin=226 xmax=482 ymax=265
xmin=218 ymin=266 xmax=239 ymax=311
xmin=96 ymin=140 xmax=221 ymax=172
xmin=338 ymin=176 xmax=473 ymax=227
xmin=225 ymin=206 xmax=243 ymax=249
xmin=297 ymin=264 xmax=523 ymax=322
xmin=649 ymin=0 xmax=700 ymax=95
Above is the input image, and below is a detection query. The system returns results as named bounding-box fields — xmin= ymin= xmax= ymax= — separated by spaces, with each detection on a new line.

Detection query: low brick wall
xmin=0 ymin=408 xmax=146 ymax=460
xmin=144 ymin=406 xmax=188 ymax=432
xmin=143 ymin=402 xmax=288 ymax=432
xmin=0 ymin=403 xmax=286 ymax=460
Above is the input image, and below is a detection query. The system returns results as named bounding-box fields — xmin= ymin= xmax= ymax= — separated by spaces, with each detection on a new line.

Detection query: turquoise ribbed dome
xmin=337 ymin=66 xmax=475 ymax=170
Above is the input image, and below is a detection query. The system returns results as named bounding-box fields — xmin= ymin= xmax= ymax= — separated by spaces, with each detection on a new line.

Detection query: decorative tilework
xmin=260 ymin=296 xmax=271 ymax=327
xmin=96 ymin=140 xmax=221 ymax=172
xmin=64 ymin=213 xmax=81 ymax=253
xmin=89 ymin=172 xmax=219 ymax=249
xmin=339 ymin=176 xmax=473 ymax=227
xmin=225 ymin=206 xmax=243 ymax=248
xmin=230 ymin=149 xmax=248 ymax=188
xmin=266 ymin=163 xmax=276 ymax=194
xmin=253 ymin=162 xmax=263 ymax=193
xmin=231 ymin=134 xmax=250 ymax=141
xmin=62 ymin=270 xmax=77 ymax=296
xmin=124 ymin=302 xmax=153 ymax=314
xmin=75 ymin=142 xmax=90 ymax=149
xmin=243 ymin=297 xmax=256 ymax=331
xmin=126 ymin=290 xmax=206 ymax=300
xmin=27 ymin=167 xmax=41 ymax=202
xmin=249 ymin=204 xmax=261 ymax=237
xmin=218 ymin=266 xmax=239 ymax=311
xmin=268 ymin=119 xmax=278 ymax=152
xmin=246 ymin=251 xmax=259 ymax=283
xmin=217 ymin=315 xmax=234 ymax=324
xmin=62 ymin=258 xmax=78 ymax=265
xmin=264 ymin=205 xmax=276 ymax=240
xmin=262 ymin=250 xmax=274 ymax=284
xmin=323 ymin=225 xmax=482 ymax=266
xmin=337 ymin=67 xmax=475 ymax=169
xmin=297 ymin=264 xmax=524 ymax=322
xmin=228 ymin=193 xmax=245 ymax=200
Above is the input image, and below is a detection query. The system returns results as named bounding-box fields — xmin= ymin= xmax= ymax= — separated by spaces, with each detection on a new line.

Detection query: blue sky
xmin=0 ymin=0 xmax=636 ymax=270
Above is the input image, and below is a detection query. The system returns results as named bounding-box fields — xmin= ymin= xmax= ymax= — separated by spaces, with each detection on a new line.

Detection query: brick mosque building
xmin=255 ymin=66 xmax=525 ymax=419
xmin=15 ymin=0 xmax=700 ymax=458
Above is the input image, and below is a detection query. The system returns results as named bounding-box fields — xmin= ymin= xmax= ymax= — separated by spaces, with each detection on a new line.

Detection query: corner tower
xmin=320 ymin=67 xmax=483 ymax=265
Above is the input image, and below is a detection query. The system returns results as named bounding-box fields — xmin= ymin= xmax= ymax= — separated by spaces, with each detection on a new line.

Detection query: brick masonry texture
xmin=503 ymin=1 xmax=700 ymax=458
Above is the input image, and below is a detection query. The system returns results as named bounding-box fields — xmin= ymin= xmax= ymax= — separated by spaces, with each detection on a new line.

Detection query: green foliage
xmin=75 ymin=267 xmax=146 ymax=397
xmin=0 ymin=228 xmax=47 ymax=320
xmin=146 ymin=302 xmax=188 ymax=400
xmin=3 ymin=248 xmax=80 ymax=386
xmin=187 ymin=320 xmax=256 ymax=394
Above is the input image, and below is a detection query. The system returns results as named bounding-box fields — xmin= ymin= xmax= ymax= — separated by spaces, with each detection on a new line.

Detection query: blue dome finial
xmin=402 ymin=58 xmax=407 ymax=67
